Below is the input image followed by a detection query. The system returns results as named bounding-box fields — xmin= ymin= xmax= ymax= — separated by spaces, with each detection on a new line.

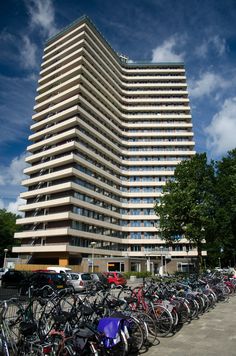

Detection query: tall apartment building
xmin=13 ymin=16 xmax=196 ymax=273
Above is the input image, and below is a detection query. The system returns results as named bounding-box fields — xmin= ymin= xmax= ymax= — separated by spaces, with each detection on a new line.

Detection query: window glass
xmin=81 ymin=273 xmax=92 ymax=280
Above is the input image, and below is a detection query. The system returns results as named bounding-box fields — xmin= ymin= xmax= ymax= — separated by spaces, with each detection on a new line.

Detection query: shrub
xmin=124 ymin=271 xmax=152 ymax=279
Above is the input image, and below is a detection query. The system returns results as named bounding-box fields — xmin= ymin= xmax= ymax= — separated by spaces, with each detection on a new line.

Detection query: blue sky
xmin=0 ymin=0 xmax=236 ymax=214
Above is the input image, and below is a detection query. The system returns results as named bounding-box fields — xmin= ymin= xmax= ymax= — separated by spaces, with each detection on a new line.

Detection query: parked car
xmin=90 ymin=272 xmax=110 ymax=288
xmin=22 ymin=270 xmax=68 ymax=295
xmin=2 ymin=269 xmax=68 ymax=295
xmin=66 ymin=272 xmax=93 ymax=292
xmin=1 ymin=270 xmax=29 ymax=289
xmin=46 ymin=266 xmax=72 ymax=273
xmin=103 ymin=272 xmax=127 ymax=288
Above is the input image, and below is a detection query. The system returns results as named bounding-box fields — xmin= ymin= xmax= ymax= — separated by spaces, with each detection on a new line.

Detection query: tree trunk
xmin=196 ymin=243 xmax=202 ymax=276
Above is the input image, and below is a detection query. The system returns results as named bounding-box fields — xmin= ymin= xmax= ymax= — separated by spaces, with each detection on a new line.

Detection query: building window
xmin=177 ymin=262 xmax=194 ymax=273
xmin=107 ymin=262 xmax=124 ymax=272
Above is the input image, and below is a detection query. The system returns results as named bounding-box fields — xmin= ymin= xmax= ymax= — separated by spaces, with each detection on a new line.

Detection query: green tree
xmin=214 ymin=148 xmax=236 ymax=267
xmin=0 ymin=209 xmax=22 ymax=260
xmin=155 ymin=153 xmax=216 ymax=274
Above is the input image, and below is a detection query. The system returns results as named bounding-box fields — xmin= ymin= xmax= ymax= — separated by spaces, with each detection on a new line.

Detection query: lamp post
xmin=199 ymin=227 xmax=205 ymax=272
xmin=164 ymin=253 xmax=167 ymax=274
xmin=3 ymin=249 xmax=8 ymax=269
xmin=90 ymin=242 xmax=96 ymax=273
xmin=186 ymin=245 xmax=190 ymax=275
xmin=160 ymin=246 xmax=163 ymax=276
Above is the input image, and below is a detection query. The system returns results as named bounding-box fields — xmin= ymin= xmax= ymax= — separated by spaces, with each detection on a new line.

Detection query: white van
xmin=46 ymin=266 xmax=72 ymax=273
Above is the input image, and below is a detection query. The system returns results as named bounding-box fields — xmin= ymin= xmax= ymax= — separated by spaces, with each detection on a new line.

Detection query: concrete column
xmin=146 ymin=256 xmax=151 ymax=272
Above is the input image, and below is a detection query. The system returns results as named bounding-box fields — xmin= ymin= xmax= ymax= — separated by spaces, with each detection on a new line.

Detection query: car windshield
xmin=70 ymin=274 xmax=79 ymax=280
xmin=54 ymin=274 xmax=66 ymax=282
xmin=91 ymin=274 xmax=99 ymax=280
xmin=81 ymin=273 xmax=92 ymax=280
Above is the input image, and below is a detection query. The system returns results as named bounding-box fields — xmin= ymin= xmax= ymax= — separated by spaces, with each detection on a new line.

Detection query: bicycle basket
xmin=97 ymin=317 xmax=124 ymax=347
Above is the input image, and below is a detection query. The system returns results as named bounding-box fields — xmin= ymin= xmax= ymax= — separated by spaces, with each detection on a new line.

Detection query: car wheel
xmin=110 ymin=283 xmax=116 ymax=289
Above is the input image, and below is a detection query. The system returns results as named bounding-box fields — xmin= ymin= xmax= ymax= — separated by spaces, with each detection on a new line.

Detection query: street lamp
xmin=160 ymin=246 xmax=163 ymax=276
xmin=186 ymin=245 xmax=190 ymax=275
xmin=90 ymin=242 xmax=96 ymax=273
xmin=3 ymin=249 xmax=8 ymax=269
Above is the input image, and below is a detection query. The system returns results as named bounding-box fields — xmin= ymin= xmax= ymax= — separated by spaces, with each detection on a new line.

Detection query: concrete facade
xmin=13 ymin=16 xmax=197 ymax=272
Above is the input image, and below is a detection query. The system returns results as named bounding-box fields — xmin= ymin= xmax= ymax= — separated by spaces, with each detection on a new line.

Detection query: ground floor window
xmin=131 ymin=262 xmax=141 ymax=272
xmin=107 ymin=262 xmax=124 ymax=272
xmin=177 ymin=262 xmax=195 ymax=273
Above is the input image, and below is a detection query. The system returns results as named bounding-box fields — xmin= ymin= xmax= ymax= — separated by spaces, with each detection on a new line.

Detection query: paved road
xmin=146 ymin=296 xmax=236 ymax=356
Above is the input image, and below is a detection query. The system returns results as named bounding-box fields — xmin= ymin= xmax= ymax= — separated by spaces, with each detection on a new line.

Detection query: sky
xmin=0 ymin=0 xmax=236 ymax=214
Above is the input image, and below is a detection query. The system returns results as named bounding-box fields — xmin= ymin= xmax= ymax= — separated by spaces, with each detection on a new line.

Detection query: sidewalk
xmin=146 ymin=296 xmax=236 ymax=356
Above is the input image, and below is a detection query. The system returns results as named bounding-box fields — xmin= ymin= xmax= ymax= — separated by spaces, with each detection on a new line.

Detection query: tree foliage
xmin=155 ymin=149 xmax=236 ymax=270
xmin=0 ymin=209 xmax=21 ymax=258
xmin=214 ymin=149 xmax=236 ymax=266
xmin=155 ymin=153 xmax=217 ymax=272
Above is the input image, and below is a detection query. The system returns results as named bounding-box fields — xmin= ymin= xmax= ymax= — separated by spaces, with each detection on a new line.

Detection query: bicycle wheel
xmin=5 ymin=300 xmax=24 ymax=345
xmin=195 ymin=295 xmax=204 ymax=315
xmin=126 ymin=316 xmax=144 ymax=353
xmin=170 ymin=307 xmax=179 ymax=330
xmin=151 ymin=305 xmax=173 ymax=337
xmin=187 ymin=298 xmax=199 ymax=320
xmin=117 ymin=288 xmax=139 ymax=313
xmin=37 ymin=299 xmax=57 ymax=338
xmin=16 ymin=339 xmax=43 ymax=356
xmin=0 ymin=332 xmax=14 ymax=356
xmin=117 ymin=287 xmax=133 ymax=301
xmin=133 ymin=311 xmax=158 ymax=346
xmin=207 ymin=292 xmax=216 ymax=309
xmin=178 ymin=300 xmax=190 ymax=324
xmin=201 ymin=294 xmax=210 ymax=313
xmin=222 ymin=286 xmax=230 ymax=302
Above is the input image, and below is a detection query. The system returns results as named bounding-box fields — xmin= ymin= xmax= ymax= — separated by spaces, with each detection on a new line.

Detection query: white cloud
xmin=0 ymin=29 xmax=15 ymax=42
xmin=20 ymin=35 xmax=37 ymax=69
xmin=205 ymin=97 xmax=236 ymax=156
xmin=0 ymin=196 xmax=24 ymax=216
xmin=0 ymin=30 xmax=38 ymax=70
xmin=26 ymin=0 xmax=59 ymax=38
xmin=0 ymin=153 xmax=28 ymax=215
xmin=189 ymin=71 xmax=231 ymax=99
xmin=7 ymin=196 xmax=24 ymax=216
xmin=212 ymin=35 xmax=226 ymax=56
xmin=197 ymin=35 xmax=226 ymax=58
xmin=8 ymin=153 xmax=28 ymax=185
xmin=152 ymin=36 xmax=185 ymax=62
xmin=0 ymin=153 xmax=28 ymax=186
